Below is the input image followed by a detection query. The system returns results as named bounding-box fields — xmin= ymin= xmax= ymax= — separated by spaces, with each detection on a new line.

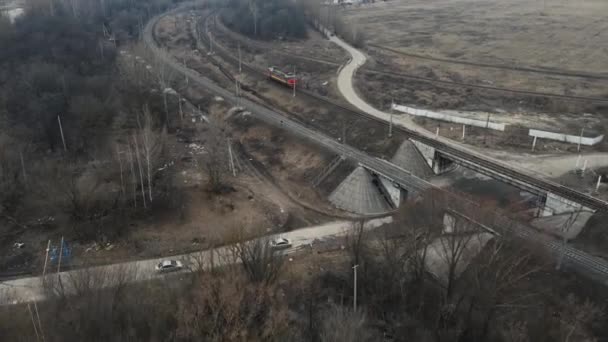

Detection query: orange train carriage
xmin=267 ymin=66 xmax=297 ymax=88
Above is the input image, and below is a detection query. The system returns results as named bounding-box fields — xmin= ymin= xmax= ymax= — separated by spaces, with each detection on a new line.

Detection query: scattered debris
xmin=188 ymin=143 xmax=206 ymax=154
xmin=158 ymin=161 xmax=175 ymax=171
xmin=13 ymin=242 xmax=25 ymax=249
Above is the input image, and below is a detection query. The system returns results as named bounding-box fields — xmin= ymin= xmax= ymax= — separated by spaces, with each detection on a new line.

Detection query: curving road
xmin=330 ymin=34 xmax=608 ymax=212
xmin=144 ymin=5 xmax=608 ymax=285
xmin=0 ymin=218 xmax=392 ymax=305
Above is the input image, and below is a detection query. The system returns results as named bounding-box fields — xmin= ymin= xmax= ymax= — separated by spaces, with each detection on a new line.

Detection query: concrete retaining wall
xmin=542 ymin=192 xmax=593 ymax=217
xmin=392 ymin=104 xmax=506 ymax=131
xmin=529 ymin=129 xmax=604 ymax=146
xmin=393 ymin=103 xmax=604 ymax=146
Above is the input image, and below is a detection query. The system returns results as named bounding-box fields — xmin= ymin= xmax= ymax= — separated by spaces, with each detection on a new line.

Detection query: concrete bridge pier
xmin=531 ymin=192 xmax=595 ymax=239
xmin=410 ymin=139 xmax=456 ymax=174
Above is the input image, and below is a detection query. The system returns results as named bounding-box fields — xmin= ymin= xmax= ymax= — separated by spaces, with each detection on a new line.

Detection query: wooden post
xmin=20 ymin=150 xmax=27 ymax=182
xmin=56 ymin=236 xmax=64 ymax=274
xmin=531 ymin=136 xmax=537 ymax=151
xmin=42 ymin=240 xmax=51 ymax=279
xmin=178 ymin=96 xmax=183 ymax=122
xmin=57 ymin=115 xmax=67 ymax=152
xmin=33 ymin=301 xmax=45 ymax=342
xmin=238 ymin=42 xmax=242 ymax=74
xmin=27 ymin=304 xmax=40 ymax=341
xmin=352 ymin=264 xmax=358 ymax=311
xmin=582 ymin=160 xmax=588 ymax=175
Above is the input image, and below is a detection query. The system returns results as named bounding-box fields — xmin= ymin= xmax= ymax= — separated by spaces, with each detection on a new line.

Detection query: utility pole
xmin=483 ymin=113 xmax=491 ymax=145
xmin=238 ymin=42 xmax=242 ymax=74
xmin=235 ymin=78 xmax=241 ymax=106
xmin=33 ymin=301 xmax=45 ymax=342
xmin=462 ymin=124 xmax=466 ymax=140
xmin=57 ymin=115 xmax=67 ymax=152
xmin=20 ymin=150 xmax=27 ymax=183
xmin=42 ymin=240 xmax=51 ymax=280
xmin=183 ymin=57 xmax=188 ymax=84
xmin=531 ymin=136 xmax=538 ymax=151
xmin=352 ymin=264 xmax=358 ymax=311
xmin=209 ymin=32 xmax=213 ymax=55
xmin=388 ymin=99 xmax=393 ymax=138
xmin=596 ymin=175 xmax=603 ymax=192
xmin=578 ymin=127 xmax=584 ymax=152
xmin=178 ymin=96 xmax=183 ymax=122
xmin=27 ymin=304 xmax=40 ymax=342
xmin=57 ymin=236 xmax=64 ymax=273
xmin=228 ymin=138 xmax=236 ymax=177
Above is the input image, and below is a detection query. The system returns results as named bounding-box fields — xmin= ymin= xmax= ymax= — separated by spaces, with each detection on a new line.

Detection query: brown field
xmin=344 ymin=0 xmax=608 ymax=73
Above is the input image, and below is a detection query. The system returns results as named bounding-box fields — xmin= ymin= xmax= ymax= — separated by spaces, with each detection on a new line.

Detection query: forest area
xmin=0 ymin=0 xmax=188 ymax=275
xmin=1 ymin=191 xmax=606 ymax=341
xmin=221 ymin=0 xmax=307 ymax=40
xmin=1 ymin=0 xmax=607 ymax=341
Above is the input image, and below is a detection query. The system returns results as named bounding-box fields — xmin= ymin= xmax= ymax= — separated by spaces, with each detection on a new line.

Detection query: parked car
xmin=155 ymin=260 xmax=184 ymax=273
xmin=271 ymin=237 xmax=292 ymax=250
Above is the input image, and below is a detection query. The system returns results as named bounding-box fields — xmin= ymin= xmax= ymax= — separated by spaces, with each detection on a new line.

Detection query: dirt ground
xmin=340 ymin=0 xmax=608 ymax=142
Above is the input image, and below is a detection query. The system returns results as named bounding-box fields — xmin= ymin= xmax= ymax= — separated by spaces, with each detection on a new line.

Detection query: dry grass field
xmin=344 ymin=0 xmax=608 ymax=73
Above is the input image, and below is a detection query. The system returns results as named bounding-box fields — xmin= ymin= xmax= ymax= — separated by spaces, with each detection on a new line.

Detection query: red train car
xmin=267 ymin=66 xmax=297 ymax=88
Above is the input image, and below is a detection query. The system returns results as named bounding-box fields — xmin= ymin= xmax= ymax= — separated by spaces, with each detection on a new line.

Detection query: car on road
xmin=155 ymin=260 xmax=184 ymax=273
xmin=271 ymin=237 xmax=292 ymax=251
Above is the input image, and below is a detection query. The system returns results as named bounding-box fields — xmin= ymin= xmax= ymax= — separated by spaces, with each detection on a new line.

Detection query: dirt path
xmin=331 ymin=33 xmax=608 ymax=181
xmin=0 ymin=217 xmax=393 ymax=305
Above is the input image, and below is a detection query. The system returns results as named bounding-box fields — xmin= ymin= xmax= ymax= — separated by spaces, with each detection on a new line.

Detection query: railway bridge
xmin=188 ymin=6 xmax=606 ymax=220
xmin=144 ymin=4 xmax=608 ymax=283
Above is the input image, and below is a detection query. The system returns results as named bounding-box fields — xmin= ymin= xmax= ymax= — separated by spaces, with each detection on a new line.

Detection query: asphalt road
xmin=0 ymin=218 xmax=392 ymax=305
xmin=142 ymin=6 xmax=608 ymax=285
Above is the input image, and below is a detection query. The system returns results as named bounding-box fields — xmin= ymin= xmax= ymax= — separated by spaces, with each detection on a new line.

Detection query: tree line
xmin=0 ymin=0 xmax=187 ymax=247
xmin=1 ymin=190 xmax=604 ymax=341
xmin=222 ymin=0 xmax=308 ymax=40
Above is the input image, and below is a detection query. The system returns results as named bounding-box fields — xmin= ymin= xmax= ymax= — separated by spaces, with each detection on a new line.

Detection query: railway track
xmin=194 ymin=11 xmax=608 ymax=213
xmin=368 ymin=43 xmax=608 ymax=81
xmin=145 ymin=4 xmax=608 ymax=283
xmin=208 ymin=13 xmax=608 ymax=104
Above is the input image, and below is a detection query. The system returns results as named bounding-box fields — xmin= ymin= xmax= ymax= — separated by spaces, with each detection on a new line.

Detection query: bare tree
xmin=248 ymin=0 xmax=259 ymax=36
xmin=557 ymin=294 xmax=603 ymax=342
xmin=177 ymin=271 xmax=291 ymax=341
xmin=463 ymin=237 xmax=543 ymax=341
xmin=132 ymin=133 xmax=147 ymax=208
xmin=346 ymin=220 xmax=368 ymax=267
xmin=319 ymin=305 xmax=378 ymax=342
xmin=201 ymin=121 xmax=229 ymax=193
xmin=231 ymin=235 xmax=284 ymax=285
xmin=151 ymin=51 xmax=175 ymax=125
xmin=138 ymin=106 xmax=167 ymax=202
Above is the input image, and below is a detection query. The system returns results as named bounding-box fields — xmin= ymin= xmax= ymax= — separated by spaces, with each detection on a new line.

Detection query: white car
xmin=271 ymin=237 xmax=292 ymax=250
xmin=155 ymin=260 xmax=184 ymax=273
